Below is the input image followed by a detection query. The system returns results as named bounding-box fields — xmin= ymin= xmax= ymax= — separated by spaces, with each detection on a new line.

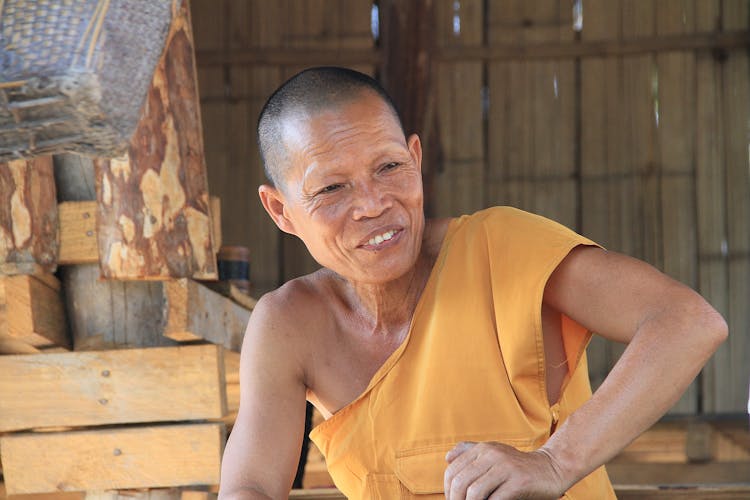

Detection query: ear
xmin=258 ymin=184 xmax=297 ymax=235
xmin=407 ymin=133 xmax=423 ymax=172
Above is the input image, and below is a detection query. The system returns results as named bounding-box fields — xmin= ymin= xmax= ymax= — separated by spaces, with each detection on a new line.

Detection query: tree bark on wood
xmin=95 ymin=0 xmax=216 ymax=280
xmin=0 ymin=157 xmax=58 ymax=275
xmin=54 ymin=154 xmax=178 ymax=350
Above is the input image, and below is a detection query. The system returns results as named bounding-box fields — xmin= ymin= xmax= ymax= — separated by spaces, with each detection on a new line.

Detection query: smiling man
xmin=218 ymin=67 xmax=728 ymax=500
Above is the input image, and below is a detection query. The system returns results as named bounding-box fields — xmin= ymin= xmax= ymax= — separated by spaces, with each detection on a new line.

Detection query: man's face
xmin=273 ymin=92 xmax=424 ymax=284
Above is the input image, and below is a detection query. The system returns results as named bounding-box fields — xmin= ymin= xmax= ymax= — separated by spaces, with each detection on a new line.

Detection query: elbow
xmin=695 ymin=304 xmax=728 ymax=355
xmin=708 ymin=310 xmax=729 ymax=349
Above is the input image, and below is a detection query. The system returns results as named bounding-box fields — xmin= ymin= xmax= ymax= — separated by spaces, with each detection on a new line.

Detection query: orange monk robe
xmin=310 ymin=207 xmax=617 ymax=499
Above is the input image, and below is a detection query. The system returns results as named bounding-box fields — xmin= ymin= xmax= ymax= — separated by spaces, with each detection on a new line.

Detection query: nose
xmin=351 ymin=180 xmax=392 ymax=220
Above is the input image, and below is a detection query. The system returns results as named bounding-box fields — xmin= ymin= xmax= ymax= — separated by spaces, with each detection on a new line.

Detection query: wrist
xmin=536 ymin=442 xmax=583 ymax=493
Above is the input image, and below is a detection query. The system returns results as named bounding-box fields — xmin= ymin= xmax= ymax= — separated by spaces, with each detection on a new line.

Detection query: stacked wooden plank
xmin=0 ymin=1 xmax=252 ymax=496
xmin=0 ymin=346 xmax=227 ymax=494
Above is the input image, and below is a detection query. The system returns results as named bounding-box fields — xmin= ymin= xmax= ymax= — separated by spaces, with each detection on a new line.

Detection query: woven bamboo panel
xmin=0 ymin=0 xmax=173 ymax=160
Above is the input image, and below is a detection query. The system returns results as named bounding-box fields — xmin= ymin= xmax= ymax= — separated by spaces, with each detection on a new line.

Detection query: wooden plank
xmin=487 ymin=1 xmax=576 ymax=225
xmin=0 ymin=423 xmax=225 ymax=495
xmin=0 ymin=336 xmax=41 ymax=354
xmin=0 ymin=482 xmax=84 ymax=500
xmin=434 ymin=0 xmax=484 ymax=217
xmin=59 ymin=264 xmax=177 ymax=350
xmin=0 ymin=274 xmax=69 ymax=350
xmin=0 ymin=344 xmax=226 ymax=432
xmin=194 ymin=30 xmax=750 ymax=66
xmin=163 ymin=279 xmax=250 ymax=352
xmin=95 ymin=0 xmax=217 ymax=280
xmin=694 ymin=1 xmax=730 ymax=414
xmin=58 ymin=201 xmax=98 ymax=265
xmin=378 ymin=0 xmax=437 ymax=213
xmin=0 ymin=157 xmax=58 ymax=275
xmin=607 ymin=461 xmax=750 ymax=485
xmin=721 ymin=0 xmax=750 ymax=414
xmin=224 ymin=349 xmax=240 ymax=385
xmin=210 ymin=195 xmax=222 ymax=251
xmin=86 ymin=490 xmax=183 ymax=500
xmin=615 ymin=485 xmax=750 ymax=499
xmin=655 ymin=4 xmax=698 ymax=345
xmin=58 ymin=198 xmax=220 ymax=266
xmin=290 ymin=490 xmax=345 ymax=500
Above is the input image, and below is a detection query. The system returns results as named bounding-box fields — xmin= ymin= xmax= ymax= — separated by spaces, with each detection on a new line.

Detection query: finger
xmin=448 ymin=458 xmax=492 ymax=500
xmin=465 ymin=465 xmax=506 ymax=500
xmin=444 ymin=444 xmax=478 ymax=499
xmin=446 ymin=441 xmax=476 ymax=463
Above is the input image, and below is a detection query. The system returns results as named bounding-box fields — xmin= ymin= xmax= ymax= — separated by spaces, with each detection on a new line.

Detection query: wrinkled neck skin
xmin=335 ymin=225 xmax=435 ymax=340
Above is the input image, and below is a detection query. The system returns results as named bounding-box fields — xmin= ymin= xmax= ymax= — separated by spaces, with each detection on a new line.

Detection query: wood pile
xmin=0 ymin=0 xmax=250 ymax=497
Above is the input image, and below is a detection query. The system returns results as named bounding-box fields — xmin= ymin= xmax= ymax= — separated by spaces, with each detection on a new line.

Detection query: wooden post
xmin=378 ymin=0 xmax=441 ymax=216
xmin=95 ymin=0 xmax=217 ymax=280
xmin=0 ymin=157 xmax=58 ymax=275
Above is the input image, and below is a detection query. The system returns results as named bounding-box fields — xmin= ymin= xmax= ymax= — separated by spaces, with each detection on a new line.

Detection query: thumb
xmin=446 ymin=441 xmax=476 ymax=463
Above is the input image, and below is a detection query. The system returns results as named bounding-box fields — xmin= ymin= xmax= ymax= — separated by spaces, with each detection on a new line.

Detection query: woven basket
xmin=0 ymin=0 xmax=174 ymax=161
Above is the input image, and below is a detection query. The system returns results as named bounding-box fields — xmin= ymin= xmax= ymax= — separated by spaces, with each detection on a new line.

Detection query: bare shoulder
xmin=250 ymin=273 xmax=329 ymax=329
xmin=240 ymin=271 xmax=337 ymax=378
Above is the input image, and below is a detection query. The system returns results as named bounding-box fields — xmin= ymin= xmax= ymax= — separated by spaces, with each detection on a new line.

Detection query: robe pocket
xmin=394 ymin=445 xmax=451 ymax=495
xmin=366 ymin=438 xmax=540 ymax=499
xmin=391 ymin=438 xmax=539 ymax=498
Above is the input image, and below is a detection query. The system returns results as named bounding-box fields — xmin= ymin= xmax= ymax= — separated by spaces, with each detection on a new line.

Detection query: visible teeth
xmin=368 ymin=230 xmax=396 ymax=246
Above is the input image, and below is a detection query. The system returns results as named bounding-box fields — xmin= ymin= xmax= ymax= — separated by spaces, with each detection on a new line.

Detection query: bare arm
xmin=444 ymin=246 xmax=727 ymax=499
xmin=539 ymin=246 xmax=727 ymax=488
xmin=218 ymin=295 xmax=308 ymax=500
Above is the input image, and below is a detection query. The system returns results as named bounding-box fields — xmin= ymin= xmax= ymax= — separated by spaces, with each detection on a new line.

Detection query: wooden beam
xmin=86 ymin=490 xmax=183 ymax=500
xmin=379 ymin=0 xmax=440 ymax=216
xmin=95 ymin=0 xmax=217 ymax=280
xmin=194 ymin=31 xmax=750 ymax=67
xmin=0 ymin=344 xmax=226 ymax=432
xmin=607 ymin=462 xmax=750 ymax=485
xmin=83 ymin=489 xmax=216 ymax=500
xmin=615 ymin=484 xmax=750 ymax=499
xmin=58 ymin=201 xmax=98 ymax=265
xmin=58 ymin=198 xmax=220 ymax=266
xmin=288 ymin=486 xmax=750 ymax=500
xmin=196 ymin=48 xmax=381 ymax=66
xmin=0 ymin=157 xmax=58 ymax=274
xmin=437 ymin=30 xmax=750 ymax=62
xmin=163 ymin=279 xmax=250 ymax=352
xmin=0 ymin=423 xmax=225 ymax=494
xmin=210 ymin=196 xmax=222 ymax=251
xmin=0 ymin=273 xmax=69 ymax=350
xmin=60 ymin=264 xmax=178 ymax=350
xmin=0 ymin=482 xmax=84 ymax=500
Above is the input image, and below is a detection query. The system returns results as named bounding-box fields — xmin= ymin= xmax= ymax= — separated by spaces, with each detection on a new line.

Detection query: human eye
xmin=380 ymin=162 xmax=401 ymax=172
xmin=317 ymin=183 xmax=344 ymax=195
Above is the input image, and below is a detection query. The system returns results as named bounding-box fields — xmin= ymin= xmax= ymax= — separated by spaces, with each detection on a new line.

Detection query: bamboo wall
xmin=192 ymin=0 xmax=750 ymax=414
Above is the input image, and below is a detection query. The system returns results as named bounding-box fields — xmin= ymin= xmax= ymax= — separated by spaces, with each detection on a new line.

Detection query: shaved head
xmin=257 ymin=67 xmax=403 ymax=188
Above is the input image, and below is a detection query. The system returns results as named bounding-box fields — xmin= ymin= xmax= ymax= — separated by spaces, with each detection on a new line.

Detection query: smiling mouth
xmin=367 ymin=229 xmax=397 ymax=246
xmin=359 ymin=228 xmax=403 ymax=250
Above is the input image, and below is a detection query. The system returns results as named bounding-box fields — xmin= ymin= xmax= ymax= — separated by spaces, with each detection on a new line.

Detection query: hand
xmin=444 ymin=441 xmax=566 ymax=500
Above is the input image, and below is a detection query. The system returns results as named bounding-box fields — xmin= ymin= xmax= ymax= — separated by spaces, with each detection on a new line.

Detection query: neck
xmin=342 ymin=249 xmax=434 ymax=339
